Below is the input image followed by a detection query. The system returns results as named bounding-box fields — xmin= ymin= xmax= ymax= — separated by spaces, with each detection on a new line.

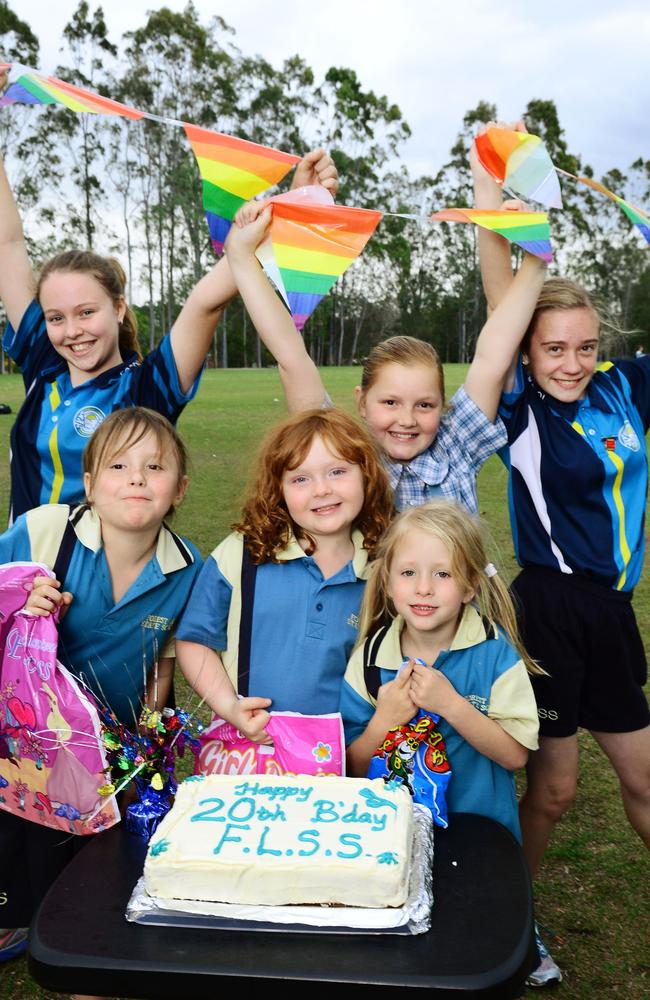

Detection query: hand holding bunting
xmin=253 ymin=186 xmax=383 ymax=329
xmin=475 ymin=127 xmax=563 ymax=210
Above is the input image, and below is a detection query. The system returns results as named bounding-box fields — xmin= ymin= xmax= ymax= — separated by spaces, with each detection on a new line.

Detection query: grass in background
xmin=0 ymin=367 xmax=647 ymax=999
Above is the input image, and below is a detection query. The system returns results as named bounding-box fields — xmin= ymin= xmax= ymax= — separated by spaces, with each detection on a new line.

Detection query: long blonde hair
xmin=358 ymin=499 xmax=541 ymax=675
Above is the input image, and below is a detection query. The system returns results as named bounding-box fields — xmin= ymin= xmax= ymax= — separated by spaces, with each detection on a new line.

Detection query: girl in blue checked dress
xmin=225 ymin=198 xmax=547 ymax=513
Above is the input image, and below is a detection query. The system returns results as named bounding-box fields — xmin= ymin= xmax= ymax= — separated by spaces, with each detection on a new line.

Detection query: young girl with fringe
xmin=175 ymin=407 xmax=394 ymax=721
xmin=0 ymin=407 xmax=268 ymax=969
xmin=340 ymin=499 xmax=540 ymax=840
xmin=225 ymin=199 xmax=547 ymax=513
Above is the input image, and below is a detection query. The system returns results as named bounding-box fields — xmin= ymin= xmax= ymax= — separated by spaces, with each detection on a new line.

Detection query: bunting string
xmin=2 ymin=62 xmax=649 ymax=328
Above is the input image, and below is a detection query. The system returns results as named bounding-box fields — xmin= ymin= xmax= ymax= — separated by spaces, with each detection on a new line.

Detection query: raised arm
xmin=225 ymin=204 xmax=327 ymax=412
xmin=0 ymin=73 xmax=37 ymax=331
xmin=169 ymin=147 xmax=338 ymax=397
xmin=470 ymin=125 xmax=518 ymax=313
xmin=169 ymin=255 xmax=233 ymax=393
xmin=463 ymin=252 xmax=546 ymax=421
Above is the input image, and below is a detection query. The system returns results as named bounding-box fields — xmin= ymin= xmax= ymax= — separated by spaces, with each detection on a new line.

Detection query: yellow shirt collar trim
xmin=72 ymin=505 xmax=194 ymax=574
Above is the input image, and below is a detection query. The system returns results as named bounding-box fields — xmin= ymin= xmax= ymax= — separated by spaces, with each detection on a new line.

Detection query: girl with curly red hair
xmin=175 ymin=408 xmax=393 ymax=719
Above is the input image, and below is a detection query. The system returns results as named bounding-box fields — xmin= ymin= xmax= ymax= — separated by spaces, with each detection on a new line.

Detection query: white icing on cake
xmin=144 ymin=774 xmax=414 ymax=908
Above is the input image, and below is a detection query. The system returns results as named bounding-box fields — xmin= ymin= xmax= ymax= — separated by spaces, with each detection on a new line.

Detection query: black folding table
xmin=29 ymin=811 xmax=535 ymax=998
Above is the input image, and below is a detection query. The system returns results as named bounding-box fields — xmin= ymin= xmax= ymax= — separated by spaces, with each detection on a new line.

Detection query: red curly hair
xmin=234 ymin=408 xmax=394 ymax=563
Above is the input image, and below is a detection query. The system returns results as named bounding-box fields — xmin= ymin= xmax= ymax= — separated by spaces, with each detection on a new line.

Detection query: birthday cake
xmin=144 ymin=773 xmax=414 ymax=908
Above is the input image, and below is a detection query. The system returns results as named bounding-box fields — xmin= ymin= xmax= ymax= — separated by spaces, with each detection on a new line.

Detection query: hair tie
xmin=484 ymin=563 xmax=498 ymax=578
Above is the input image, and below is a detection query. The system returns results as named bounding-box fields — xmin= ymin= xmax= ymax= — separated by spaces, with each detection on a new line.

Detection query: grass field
xmin=1 ymin=366 xmax=648 ymax=1000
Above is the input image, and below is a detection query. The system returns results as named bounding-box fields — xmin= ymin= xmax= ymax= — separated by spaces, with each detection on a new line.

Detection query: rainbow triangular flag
xmin=431 ymin=207 xmax=553 ymax=263
xmin=475 ymin=128 xmax=562 ymax=210
xmin=184 ymin=124 xmax=300 ymax=254
xmin=256 ymin=188 xmax=383 ymax=329
xmin=569 ymin=174 xmax=650 ymax=246
xmin=0 ymin=63 xmax=143 ymax=119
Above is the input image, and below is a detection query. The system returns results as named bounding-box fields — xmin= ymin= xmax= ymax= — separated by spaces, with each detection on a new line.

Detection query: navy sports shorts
xmin=511 ymin=566 xmax=650 ymax=738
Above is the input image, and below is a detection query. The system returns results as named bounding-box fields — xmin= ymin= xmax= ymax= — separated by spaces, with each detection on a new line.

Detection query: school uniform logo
xmin=141 ymin=614 xmax=172 ymax=632
xmin=618 ymin=420 xmax=640 ymax=452
xmin=73 ymin=406 xmax=105 ymax=437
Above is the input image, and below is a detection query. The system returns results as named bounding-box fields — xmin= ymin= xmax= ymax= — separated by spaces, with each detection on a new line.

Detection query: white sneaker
xmin=526 ymin=924 xmax=563 ymax=988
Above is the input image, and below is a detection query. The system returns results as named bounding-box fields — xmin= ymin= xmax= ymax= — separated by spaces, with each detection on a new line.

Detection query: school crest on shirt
xmin=141 ymin=615 xmax=172 ymax=632
xmin=73 ymin=406 xmax=106 ymax=438
xmin=617 ymin=420 xmax=640 ymax=452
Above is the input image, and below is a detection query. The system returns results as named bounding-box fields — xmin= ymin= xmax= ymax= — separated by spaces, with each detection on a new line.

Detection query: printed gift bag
xmin=0 ymin=563 xmax=120 ymax=835
xmin=367 ymin=709 xmax=452 ymax=827
xmin=195 ymin=711 xmax=345 ymax=777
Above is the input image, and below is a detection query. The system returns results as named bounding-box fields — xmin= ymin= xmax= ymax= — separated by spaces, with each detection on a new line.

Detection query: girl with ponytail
xmin=340 ymin=499 xmax=541 ymax=839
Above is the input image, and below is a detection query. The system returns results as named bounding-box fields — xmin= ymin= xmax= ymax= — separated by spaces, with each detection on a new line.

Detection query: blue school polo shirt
xmin=3 ymin=300 xmax=201 ymax=521
xmin=0 ymin=503 xmax=202 ymax=724
xmin=175 ymin=531 xmax=370 ymax=715
xmin=340 ymin=608 xmax=539 ymax=840
xmin=499 ymin=357 xmax=650 ymax=591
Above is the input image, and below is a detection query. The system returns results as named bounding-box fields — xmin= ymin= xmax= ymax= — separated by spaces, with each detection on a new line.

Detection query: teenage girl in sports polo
xmin=472 ymin=123 xmax=650 ymax=986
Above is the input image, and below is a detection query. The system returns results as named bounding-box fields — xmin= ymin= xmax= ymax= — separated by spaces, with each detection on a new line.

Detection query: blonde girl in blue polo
xmin=340 ymin=500 xmax=540 ymax=840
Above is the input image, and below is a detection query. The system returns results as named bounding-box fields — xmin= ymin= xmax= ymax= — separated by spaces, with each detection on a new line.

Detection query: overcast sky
xmin=13 ymin=0 xmax=650 ymax=186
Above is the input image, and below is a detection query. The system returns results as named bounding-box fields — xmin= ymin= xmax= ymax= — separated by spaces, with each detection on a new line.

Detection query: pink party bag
xmin=194 ymin=711 xmax=345 ymax=777
xmin=0 ymin=563 xmax=120 ymax=835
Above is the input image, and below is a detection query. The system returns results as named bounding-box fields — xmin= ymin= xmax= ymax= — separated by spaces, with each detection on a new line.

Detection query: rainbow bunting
xmin=184 ymin=123 xmax=300 ymax=254
xmin=475 ymin=128 xmax=562 ymax=210
xmin=431 ymin=207 xmax=553 ymax=263
xmin=256 ymin=187 xmax=383 ymax=329
xmin=0 ymin=63 xmax=143 ymax=119
xmin=566 ymin=173 xmax=650 ymax=246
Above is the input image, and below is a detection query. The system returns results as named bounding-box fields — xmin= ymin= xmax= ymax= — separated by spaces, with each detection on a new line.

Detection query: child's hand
xmin=231 ymin=696 xmax=273 ymax=745
xmin=471 ymin=119 xmax=528 ymax=203
xmin=24 ymin=576 xmax=73 ymax=619
xmin=409 ymin=661 xmax=458 ymax=717
xmin=375 ymin=661 xmax=417 ymax=728
xmin=233 ymin=198 xmax=271 ymax=229
xmin=291 ymin=148 xmax=339 ymax=196
xmin=225 ymin=205 xmax=272 ymax=263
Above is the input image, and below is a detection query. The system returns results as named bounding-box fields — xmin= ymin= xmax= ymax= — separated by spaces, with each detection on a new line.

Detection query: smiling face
xmin=39 ymin=270 xmax=125 ymax=386
xmin=281 ymin=434 xmax=365 ymax=546
xmin=388 ymin=529 xmax=474 ymax=649
xmin=524 ymin=306 xmax=600 ymax=403
xmin=84 ymin=430 xmax=187 ymax=534
xmin=356 ymin=362 xmax=443 ymax=463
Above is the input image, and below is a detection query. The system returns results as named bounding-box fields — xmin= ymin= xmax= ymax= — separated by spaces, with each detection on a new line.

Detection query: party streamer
xmin=256 ymin=187 xmax=383 ymax=329
xmin=558 ymin=169 xmax=650 ymax=246
xmin=183 ymin=123 xmax=300 ymax=254
xmin=0 ymin=62 xmax=143 ymax=119
xmin=431 ymin=207 xmax=553 ymax=263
